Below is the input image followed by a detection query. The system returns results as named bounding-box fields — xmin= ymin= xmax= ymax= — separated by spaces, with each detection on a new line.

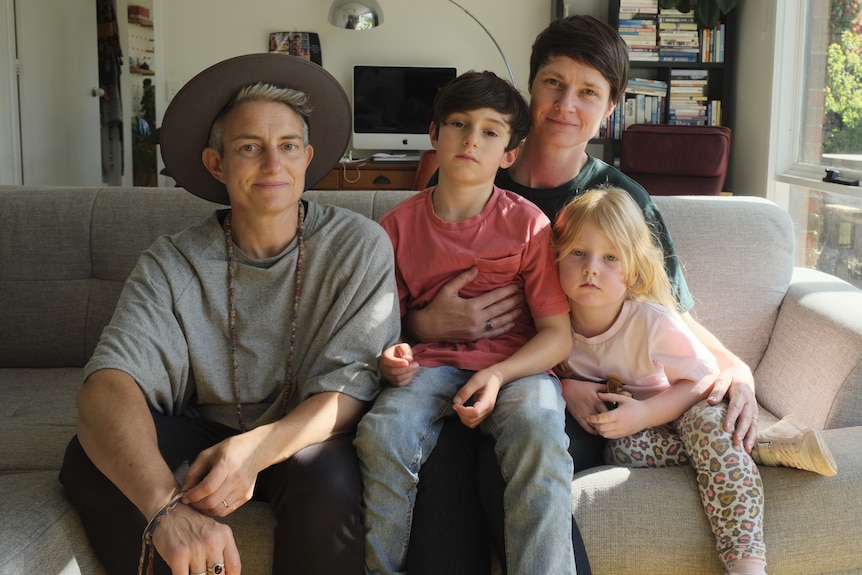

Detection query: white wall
xmin=155 ymin=0 xmax=595 ymax=156
xmin=0 ymin=0 xmax=21 ymax=184
xmin=13 ymin=0 xmax=779 ymax=191
xmin=726 ymin=0 xmax=777 ymax=197
xmin=0 ymin=0 xmax=613 ymax=186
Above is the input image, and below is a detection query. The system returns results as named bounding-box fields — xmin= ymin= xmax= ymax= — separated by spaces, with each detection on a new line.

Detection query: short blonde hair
xmin=553 ymin=186 xmax=677 ymax=310
xmin=207 ymin=82 xmax=312 ymax=153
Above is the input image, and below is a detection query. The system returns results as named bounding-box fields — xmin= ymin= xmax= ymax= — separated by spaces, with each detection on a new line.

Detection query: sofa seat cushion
xmin=0 ymin=471 xmax=279 ymax=575
xmin=0 ymin=368 xmax=82 ymax=473
xmin=0 ymin=471 xmax=105 ymax=574
xmin=572 ymin=426 xmax=862 ymax=575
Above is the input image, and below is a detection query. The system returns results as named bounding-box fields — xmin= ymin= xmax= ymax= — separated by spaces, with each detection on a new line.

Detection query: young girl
xmin=552 ymin=186 xmax=768 ymax=575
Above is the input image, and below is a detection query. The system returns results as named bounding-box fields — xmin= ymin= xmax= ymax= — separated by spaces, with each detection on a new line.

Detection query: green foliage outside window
xmin=657 ymin=0 xmax=739 ymax=28
xmin=825 ymin=0 xmax=862 ymax=152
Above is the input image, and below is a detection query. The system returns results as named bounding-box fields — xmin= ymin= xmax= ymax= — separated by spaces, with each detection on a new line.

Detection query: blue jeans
xmin=355 ymin=366 xmax=575 ymax=575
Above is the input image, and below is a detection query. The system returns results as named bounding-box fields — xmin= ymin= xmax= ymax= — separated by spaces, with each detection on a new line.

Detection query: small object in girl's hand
xmin=603 ymin=373 xmax=631 ymax=410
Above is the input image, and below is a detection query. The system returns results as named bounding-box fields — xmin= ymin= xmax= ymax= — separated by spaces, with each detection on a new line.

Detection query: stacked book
xmin=618 ymin=0 xmax=659 ymax=61
xmin=668 ymin=69 xmax=710 ymax=125
xmin=701 ymin=21 xmax=726 ymax=63
xmin=658 ymin=8 xmax=699 ymax=62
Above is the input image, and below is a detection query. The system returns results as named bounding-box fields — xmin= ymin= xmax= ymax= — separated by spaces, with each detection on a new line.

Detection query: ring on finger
xmin=484 ymin=320 xmax=493 ymax=331
xmin=191 ymin=571 xmax=207 ymax=575
xmin=222 ymin=499 xmax=229 ymax=509
xmin=209 ymin=564 xmax=225 ymax=575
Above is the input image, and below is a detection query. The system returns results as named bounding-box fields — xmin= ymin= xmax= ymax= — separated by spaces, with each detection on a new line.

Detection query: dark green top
xmin=495 ymin=156 xmax=694 ymax=312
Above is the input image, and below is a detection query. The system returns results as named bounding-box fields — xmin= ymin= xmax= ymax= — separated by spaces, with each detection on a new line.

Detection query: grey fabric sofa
xmin=1 ymin=185 xmax=860 ymax=575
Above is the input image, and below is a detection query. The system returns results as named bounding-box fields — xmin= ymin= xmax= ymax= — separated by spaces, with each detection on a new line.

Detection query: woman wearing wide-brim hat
xmin=60 ymin=53 xmax=400 ymax=575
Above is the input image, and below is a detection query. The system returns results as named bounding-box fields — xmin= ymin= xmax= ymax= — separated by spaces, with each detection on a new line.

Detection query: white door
xmin=16 ymin=0 xmax=102 ymax=186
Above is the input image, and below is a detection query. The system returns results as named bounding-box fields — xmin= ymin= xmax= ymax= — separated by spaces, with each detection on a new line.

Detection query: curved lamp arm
xmin=446 ymin=0 xmax=517 ymax=89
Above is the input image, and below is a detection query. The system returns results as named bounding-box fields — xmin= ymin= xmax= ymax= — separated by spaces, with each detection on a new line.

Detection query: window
xmin=804 ymin=0 xmax=862 ymax=177
xmin=776 ymin=0 xmax=862 ymax=289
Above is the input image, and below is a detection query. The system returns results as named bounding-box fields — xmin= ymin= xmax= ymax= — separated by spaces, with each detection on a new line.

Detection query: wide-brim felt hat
xmin=160 ymin=53 xmax=351 ymax=205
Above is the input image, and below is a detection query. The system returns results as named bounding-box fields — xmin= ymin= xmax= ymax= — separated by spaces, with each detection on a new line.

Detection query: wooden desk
xmin=312 ymin=161 xmax=418 ymax=190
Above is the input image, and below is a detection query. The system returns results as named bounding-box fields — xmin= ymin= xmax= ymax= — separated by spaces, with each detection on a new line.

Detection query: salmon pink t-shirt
xmin=380 ymin=186 xmax=569 ymax=371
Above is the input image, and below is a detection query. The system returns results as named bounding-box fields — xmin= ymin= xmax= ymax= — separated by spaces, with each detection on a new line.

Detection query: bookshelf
xmin=552 ymin=0 xmax=735 ymax=166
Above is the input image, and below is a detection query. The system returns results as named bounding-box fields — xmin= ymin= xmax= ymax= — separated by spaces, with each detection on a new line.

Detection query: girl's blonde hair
xmin=553 ymin=186 xmax=678 ymax=311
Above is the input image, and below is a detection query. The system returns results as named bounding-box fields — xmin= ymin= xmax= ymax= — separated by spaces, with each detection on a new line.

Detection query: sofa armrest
xmin=753 ymin=267 xmax=862 ymax=430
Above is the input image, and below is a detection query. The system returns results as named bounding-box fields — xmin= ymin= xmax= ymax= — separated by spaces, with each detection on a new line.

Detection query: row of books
xmin=599 ymin=78 xmax=668 ymax=140
xmin=617 ymin=5 xmax=725 ymax=63
xmin=597 ymin=72 xmax=722 ymax=139
xmin=701 ymin=23 xmax=726 ymax=63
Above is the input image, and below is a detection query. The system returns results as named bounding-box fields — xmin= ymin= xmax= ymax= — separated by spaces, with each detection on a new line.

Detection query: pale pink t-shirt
xmin=555 ymin=299 xmax=718 ymax=399
xmin=380 ymin=186 xmax=570 ymax=371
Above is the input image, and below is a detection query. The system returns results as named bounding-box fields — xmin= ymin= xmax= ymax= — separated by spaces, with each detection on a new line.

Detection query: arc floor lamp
xmin=327 ymin=0 xmax=516 ymax=88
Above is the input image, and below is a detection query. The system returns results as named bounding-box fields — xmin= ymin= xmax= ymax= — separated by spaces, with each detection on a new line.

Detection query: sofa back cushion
xmin=1 ymin=188 xmax=100 ymax=367
xmin=306 ymin=190 xmax=795 ymax=370
xmin=0 ymin=187 xmax=217 ymax=367
xmin=653 ymin=195 xmax=794 ymax=370
xmin=1 ymin=187 xmax=794 ymax=373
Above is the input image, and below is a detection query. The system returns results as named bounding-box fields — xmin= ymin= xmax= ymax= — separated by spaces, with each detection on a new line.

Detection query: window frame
xmin=773 ymin=0 xmax=862 ymax=209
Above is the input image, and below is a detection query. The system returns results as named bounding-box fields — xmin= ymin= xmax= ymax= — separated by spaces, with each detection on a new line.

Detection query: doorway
xmin=123 ymin=0 xmax=158 ymax=186
xmin=97 ymin=0 xmax=125 ymax=185
xmin=10 ymin=0 xmax=102 ymax=186
xmin=1 ymin=0 xmax=159 ymax=187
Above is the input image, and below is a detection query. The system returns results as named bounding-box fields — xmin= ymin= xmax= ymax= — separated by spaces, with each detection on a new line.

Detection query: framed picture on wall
xmin=269 ymin=31 xmax=322 ymax=66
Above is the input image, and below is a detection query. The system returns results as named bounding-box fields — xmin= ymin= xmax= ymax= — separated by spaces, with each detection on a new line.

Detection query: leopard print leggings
xmin=604 ymin=399 xmax=766 ymax=567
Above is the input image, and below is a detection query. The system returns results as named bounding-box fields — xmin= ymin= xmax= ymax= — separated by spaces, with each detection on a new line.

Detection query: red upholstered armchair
xmin=412 ymin=149 xmax=438 ymax=191
xmin=619 ymin=124 xmax=731 ymax=196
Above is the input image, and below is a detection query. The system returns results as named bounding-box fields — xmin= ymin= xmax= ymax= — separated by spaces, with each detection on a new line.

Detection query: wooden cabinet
xmin=312 ymin=161 xmax=418 ymax=190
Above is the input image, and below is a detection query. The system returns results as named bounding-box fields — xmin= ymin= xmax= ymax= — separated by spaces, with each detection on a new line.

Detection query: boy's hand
xmin=380 ymin=343 xmax=418 ymax=387
xmin=587 ymin=394 xmax=649 ymax=439
xmin=452 ymin=369 xmax=503 ymax=428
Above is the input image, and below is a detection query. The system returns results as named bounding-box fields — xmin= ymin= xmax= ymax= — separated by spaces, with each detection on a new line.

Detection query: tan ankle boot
xmin=751 ymin=415 xmax=838 ymax=476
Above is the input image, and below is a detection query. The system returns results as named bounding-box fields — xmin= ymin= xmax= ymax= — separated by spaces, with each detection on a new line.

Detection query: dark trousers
xmin=407 ymin=412 xmax=604 ymax=575
xmin=59 ymin=414 xmax=364 ymax=575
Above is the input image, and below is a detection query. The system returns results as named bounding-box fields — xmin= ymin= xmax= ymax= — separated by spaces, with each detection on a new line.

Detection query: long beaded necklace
xmin=224 ymin=202 xmax=305 ymax=432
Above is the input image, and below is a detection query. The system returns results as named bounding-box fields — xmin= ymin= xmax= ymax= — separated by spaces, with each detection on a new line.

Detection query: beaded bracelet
xmin=137 ymin=491 xmax=185 ymax=575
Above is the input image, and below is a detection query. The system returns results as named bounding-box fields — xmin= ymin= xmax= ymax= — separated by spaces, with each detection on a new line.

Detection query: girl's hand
xmin=588 ymin=394 xmax=650 ymax=439
xmin=560 ymin=378 xmax=607 ymax=434
xmin=379 ymin=343 xmax=418 ymax=387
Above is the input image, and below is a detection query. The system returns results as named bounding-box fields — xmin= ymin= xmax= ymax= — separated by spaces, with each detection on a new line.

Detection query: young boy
xmin=354 ymin=71 xmax=576 ymax=575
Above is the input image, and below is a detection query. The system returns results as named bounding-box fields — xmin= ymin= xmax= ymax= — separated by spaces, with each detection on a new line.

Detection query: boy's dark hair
xmin=432 ymin=71 xmax=530 ymax=152
xmin=529 ymin=15 xmax=629 ymax=106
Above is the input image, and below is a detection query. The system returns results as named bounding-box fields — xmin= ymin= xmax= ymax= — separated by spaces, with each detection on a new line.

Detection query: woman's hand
xmin=152 ymin=502 xmax=242 ymax=575
xmin=707 ymin=364 xmax=759 ymax=451
xmin=181 ymin=431 xmax=263 ymax=517
xmin=681 ymin=312 xmax=759 ymax=452
xmin=403 ymin=266 xmax=524 ymax=343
